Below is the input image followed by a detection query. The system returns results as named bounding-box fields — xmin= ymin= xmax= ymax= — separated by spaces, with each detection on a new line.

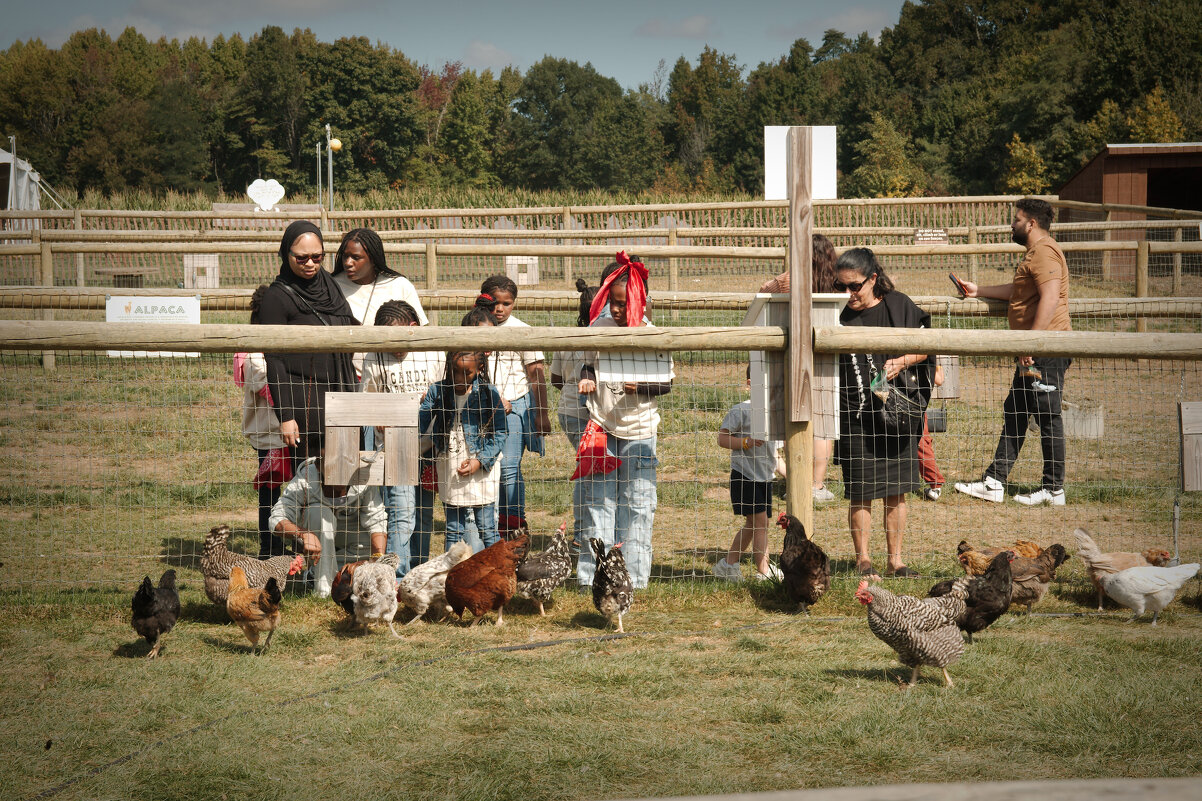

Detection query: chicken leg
xmin=941 ymin=667 xmax=954 ymax=688
xmin=146 ymin=635 xmax=165 ymax=660
xmin=494 ymin=607 xmax=505 ymax=626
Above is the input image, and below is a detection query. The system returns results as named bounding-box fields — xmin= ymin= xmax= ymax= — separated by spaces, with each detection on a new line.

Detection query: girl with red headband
xmin=573 ymin=253 xmax=672 ymax=589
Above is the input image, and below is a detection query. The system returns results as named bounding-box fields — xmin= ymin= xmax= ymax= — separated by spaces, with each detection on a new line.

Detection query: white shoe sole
xmin=954 ymin=482 xmax=1003 ymax=503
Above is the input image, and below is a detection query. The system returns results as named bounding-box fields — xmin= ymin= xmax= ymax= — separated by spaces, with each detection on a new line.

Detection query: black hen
xmin=515 ymin=521 xmax=573 ymax=616
xmin=590 ymin=538 xmax=633 ymax=633
xmin=131 ymin=569 xmax=181 ymax=659
xmin=777 ymin=512 xmax=829 ymax=614
xmin=928 ymin=550 xmax=1014 ymax=643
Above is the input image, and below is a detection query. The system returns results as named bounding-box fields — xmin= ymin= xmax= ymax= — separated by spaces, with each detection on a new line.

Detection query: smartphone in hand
xmin=949 ymin=272 xmax=968 ymax=296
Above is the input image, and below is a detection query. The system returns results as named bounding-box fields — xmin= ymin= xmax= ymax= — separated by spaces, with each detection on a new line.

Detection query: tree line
xmin=1 ymin=0 xmax=1198 ymax=201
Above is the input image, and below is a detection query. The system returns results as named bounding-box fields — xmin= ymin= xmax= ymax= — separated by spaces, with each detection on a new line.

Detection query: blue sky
xmin=3 ymin=0 xmax=907 ymax=90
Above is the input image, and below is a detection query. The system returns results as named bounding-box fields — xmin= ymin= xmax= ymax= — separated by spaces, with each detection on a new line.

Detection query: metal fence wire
xmin=0 ymin=292 xmax=1199 ymax=597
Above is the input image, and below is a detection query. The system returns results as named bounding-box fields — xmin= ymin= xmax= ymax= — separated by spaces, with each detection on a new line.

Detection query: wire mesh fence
xmin=0 ymin=291 xmax=1199 ymax=598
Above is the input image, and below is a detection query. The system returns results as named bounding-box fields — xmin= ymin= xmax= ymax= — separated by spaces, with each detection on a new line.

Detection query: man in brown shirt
xmin=954 ymin=198 xmax=1071 ymax=506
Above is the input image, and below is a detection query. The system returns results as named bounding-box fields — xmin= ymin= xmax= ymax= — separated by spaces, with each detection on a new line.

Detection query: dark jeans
xmin=984 ymin=358 xmax=1071 ymax=491
xmin=257 ymin=448 xmax=287 ymax=557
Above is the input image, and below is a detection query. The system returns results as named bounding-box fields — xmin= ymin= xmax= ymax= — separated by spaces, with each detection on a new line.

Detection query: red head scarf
xmin=589 ymin=251 xmax=648 ymax=326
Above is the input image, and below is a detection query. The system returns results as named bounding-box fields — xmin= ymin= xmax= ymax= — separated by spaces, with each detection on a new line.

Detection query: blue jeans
xmin=382 ymin=484 xmax=434 ymax=578
xmin=559 ymin=412 xmax=589 ymax=548
xmin=497 ymin=393 xmax=530 ymax=525
xmin=445 ymin=503 xmax=499 ymax=551
xmin=575 ymin=435 xmax=657 ymax=589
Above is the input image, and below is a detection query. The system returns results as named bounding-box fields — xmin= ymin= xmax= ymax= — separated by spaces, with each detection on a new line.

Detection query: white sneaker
xmin=954 ymin=476 xmax=1004 ymax=503
xmin=712 ymin=558 xmax=742 ymax=581
xmin=756 ymin=563 xmax=784 ymax=582
xmin=923 ymin=486 xmax=942 ymax=501
xmin=812 ymin=485 xmax=836 ymax=502
xmin=1014 ymin=488 xmax=1066 ymax=506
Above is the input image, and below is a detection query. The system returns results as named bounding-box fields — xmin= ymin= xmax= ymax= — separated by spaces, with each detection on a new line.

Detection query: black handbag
xmin=864 ymin=297 xmax=932 ymax=439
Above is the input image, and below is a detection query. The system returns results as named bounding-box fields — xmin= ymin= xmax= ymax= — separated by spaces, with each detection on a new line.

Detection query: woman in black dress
xmin=834 ymin=247 xmax=933 ymax=579
xmin=256 ymin=221 xmax=359 ymax=480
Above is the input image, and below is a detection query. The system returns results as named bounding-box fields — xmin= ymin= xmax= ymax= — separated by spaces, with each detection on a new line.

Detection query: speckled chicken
xmin=202 ymin=524 xmax=305 ymax=605
xmin=397 ymin=541 xmax=473 ymax=623
xmin=515 ymin=520 xmax=573 ymax=616
xmin=445 ymin=535 xmax=528 ymax=625
xmin=226 ymin=565 xmax=282 ymax=653
xmin=855 ymin=580 xmax=965 ymax=687
xmin=1009 ymin=544 xmax=1069 ymax=612
xmin=351 ymin=553 xmax=401 ymax=637
xmin=590 ymin=538 xmax=633 ymax=633
xmin=131 ymin=569 xmax=181 ymax=659
xmin=777 ymin=512 xmax=829 ymax=614
xmin=1073 ymin=528 xmax=1174 ymax=611
xmin=928 ymin=551 xmax=1014 ymax=643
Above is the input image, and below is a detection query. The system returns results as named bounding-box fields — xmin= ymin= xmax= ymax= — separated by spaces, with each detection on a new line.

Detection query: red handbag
xmin=570 ymin=420 xmax=621 ymax=480
xmin=253 ymin=447 xmax=293 ymax=489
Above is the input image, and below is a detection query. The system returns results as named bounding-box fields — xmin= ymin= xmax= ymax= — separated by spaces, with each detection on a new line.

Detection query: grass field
xmin=3 ymin=578 xmax=1202 ymax=801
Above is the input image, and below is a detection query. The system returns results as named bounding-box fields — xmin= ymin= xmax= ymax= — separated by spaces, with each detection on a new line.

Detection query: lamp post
xmin=315 ymin=125 xmax=342 ymax=210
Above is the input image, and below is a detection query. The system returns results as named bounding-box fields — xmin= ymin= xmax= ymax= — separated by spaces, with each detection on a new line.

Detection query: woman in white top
xmin=332 ymin=227 xmax=428 ymax=379
xmin=479 ymin=276 xmax=550 ymax=535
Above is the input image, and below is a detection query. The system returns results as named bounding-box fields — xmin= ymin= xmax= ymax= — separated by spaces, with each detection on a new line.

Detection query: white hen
xmin=1098 ymin=563 xmax=1199 ymax=625
xmin=397 ymin=541 xmax=473 ymax=624
xmin=351 ymin=553 xmax=402 ymax=638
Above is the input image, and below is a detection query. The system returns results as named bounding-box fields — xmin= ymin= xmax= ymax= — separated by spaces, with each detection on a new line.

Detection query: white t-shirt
xmin=335 ymin=272 xmax=429 ymax=376
xmin=550 ymin=350 xmax=587 ymax=420
xmin=580 ymin=318 xmax=674 ymax=441
xmin=488 ymin=315 xmax=544 ymax=402
xmin=439 ymin=393 xmax=502 ymax=506
xmin=360 ymin=350 xmax=446 ymax=395
xmin=721 ymin=400 xmax=780 ymax=483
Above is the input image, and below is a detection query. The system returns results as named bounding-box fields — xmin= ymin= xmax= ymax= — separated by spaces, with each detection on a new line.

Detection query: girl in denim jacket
xmin=419 ymin=350 xmax=508 ymax=551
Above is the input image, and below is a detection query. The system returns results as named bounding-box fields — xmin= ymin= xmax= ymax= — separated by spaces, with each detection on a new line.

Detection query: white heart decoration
xmin=247 ymin=178 xmax=286 ymax=211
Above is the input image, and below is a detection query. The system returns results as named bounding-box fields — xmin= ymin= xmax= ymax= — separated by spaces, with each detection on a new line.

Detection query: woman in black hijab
xmin=256 ymin=220 xmax=359 ymax=472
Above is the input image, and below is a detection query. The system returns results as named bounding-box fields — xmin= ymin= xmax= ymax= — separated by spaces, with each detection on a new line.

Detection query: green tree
xmin=440 ymin=70 xmax=497 ymax=186
xmin=1000 ymin=133 xmax=1048 ymax=193
xmin=1126 ymin=86 xmax=1185 ymax=142
xmin=664 ymin=48 xmax=747 ymax=187
xmin=844 ymin=112 xmax=928 ymax=198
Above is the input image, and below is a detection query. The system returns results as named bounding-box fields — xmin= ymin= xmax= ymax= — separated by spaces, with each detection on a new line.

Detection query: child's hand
xmin=578 ymin=378 xmax=596 ymax=394
xmin=502 ymin=398 xmax=513 ymax=414
xmin=623 ymin=382 xmax=638 ymax=394
xmin=456 ymin=457 xmax=482 ymax=477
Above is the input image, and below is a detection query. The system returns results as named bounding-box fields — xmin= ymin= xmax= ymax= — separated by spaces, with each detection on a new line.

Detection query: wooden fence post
xmin=784 ymin=127 xmax=814 ymax=534
xmin=1101 ymin=209 xmax=1113 ymax=282
xmin=967 ymin=226 xmax=979 ymax=284
xmin=425 ymin=242 xmax=439 ymax=325
xmin=1136 ymin=240 xmax=1149 ymax=334
xmin=1173 ymin=226 xmax=1184 ymax=296
xmin=562 ymin=207 xmax=573 ymax=287
xmin=40 ymin=241 xmax=56 ymax=371
xmin=668 ymin=228 xmax=680 ymax=323
xmin=73 ymin=208 xmax=85 ymax=287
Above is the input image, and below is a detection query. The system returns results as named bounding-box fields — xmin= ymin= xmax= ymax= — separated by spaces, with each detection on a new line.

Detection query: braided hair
xmin=461 ymin=293 xmax=499 ymax=327
xmin=481 ymin=274 xmax=517 ymax=299
xmin=334 ymin=228 xmax=401 ymax=280
xmin=249 ymin=284 xmax=270 ymax=324
xmin=374 ymin=299 xmax=420 ymax=326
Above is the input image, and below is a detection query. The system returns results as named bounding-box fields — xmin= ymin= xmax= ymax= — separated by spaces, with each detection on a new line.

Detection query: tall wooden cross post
xmin=784 ymin=127 xmax=815 ymax=534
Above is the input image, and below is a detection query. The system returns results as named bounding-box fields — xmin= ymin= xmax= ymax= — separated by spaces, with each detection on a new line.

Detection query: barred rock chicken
xmin=928 ymin=551 xmax=1014 ymax=643
xmin=202 ymin=524 xmax=305 ymax=605
xmin=445 ymin=535 xmax=528 ymax=626
xmin=515 ymin=520 xmax=574 ymax=616
xmin=855 ymin=580 xmax=966 ymax=688
xmin=1096 ymin=562 xmax=1200 ymax=625
xmin=590 ymin=538 xmax=633 ymax=633
xmin=131 ymin=569 xmax=181 ymax=660
xmin=226 ymin=565 xmax=282 ymax=654
xmin=777 ymin=512 xmax=829 ymax=614
xmin=1073 ymin=528 xmax=1174 ymax=611
xmin=1009 ymin=543 xmax=1069 ymax=612
xmin=351 ymin=553 xmax=402 ymax=638
xmin=331 ymin=559 xmax=369 ymax=617
xmin=397 ymin=541 xmax=473 ymax=624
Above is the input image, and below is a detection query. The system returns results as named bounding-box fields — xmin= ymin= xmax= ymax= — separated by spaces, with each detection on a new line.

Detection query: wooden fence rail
xmin=2 ymin=320 xmax=1201 ymax=360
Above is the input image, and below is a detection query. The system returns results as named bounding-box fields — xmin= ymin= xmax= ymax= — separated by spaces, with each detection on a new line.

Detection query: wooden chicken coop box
xmin=323 ymin=391 xmax=422 ymax=486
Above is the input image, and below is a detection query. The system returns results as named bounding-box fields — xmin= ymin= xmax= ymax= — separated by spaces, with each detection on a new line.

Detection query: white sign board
xmin=105 ymin=295 xmax=201 ymax=358
xmin=596 ymin=351 xmax=674 ymax=384
xmin=763 ymin=126 xmax=837 ymax=201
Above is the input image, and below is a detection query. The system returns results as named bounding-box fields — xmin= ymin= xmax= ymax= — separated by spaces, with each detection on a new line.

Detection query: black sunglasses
xmin=833 ymin=278 xmax=869 ymax=293
xmin=290 ymin=251 xmax=324 ymax=265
